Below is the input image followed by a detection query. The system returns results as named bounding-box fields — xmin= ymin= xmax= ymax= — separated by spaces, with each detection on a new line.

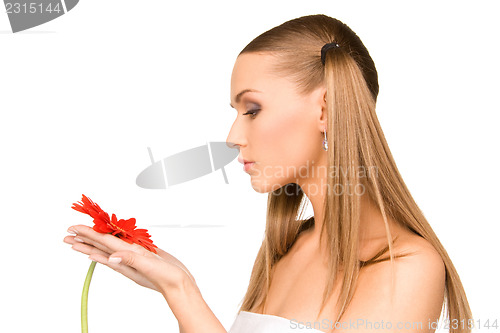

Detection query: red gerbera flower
xmin=71 ymin=194 xmax=158 ymax=253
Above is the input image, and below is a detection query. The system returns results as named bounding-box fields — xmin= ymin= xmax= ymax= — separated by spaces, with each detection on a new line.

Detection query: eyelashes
xmin=243 ymin=109 xmax=261 ymax=119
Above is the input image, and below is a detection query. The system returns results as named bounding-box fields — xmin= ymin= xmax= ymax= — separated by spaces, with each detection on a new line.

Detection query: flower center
xmin=108 ymin=220 xmax=126 ymax=234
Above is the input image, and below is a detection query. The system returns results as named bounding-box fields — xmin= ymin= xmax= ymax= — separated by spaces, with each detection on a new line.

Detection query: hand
xmin=63 ymin=224 xmax=198 ymax=295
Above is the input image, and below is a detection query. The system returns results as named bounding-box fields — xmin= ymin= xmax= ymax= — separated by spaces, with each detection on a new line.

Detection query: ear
xmin=312 ymin=86 xmax=328 ymax=132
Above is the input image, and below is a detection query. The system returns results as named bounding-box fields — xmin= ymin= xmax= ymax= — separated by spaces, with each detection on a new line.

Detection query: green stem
xmin=81 ymin=261 xmax=97 ymax=333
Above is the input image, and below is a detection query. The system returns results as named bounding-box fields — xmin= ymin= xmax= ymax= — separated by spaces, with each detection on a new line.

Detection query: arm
xmin=165 ymin=276 xmax=227 ymax=333
xmin=64 ymin=225 xmax=227 ymax=333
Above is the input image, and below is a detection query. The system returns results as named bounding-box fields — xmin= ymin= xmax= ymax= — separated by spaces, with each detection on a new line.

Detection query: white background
xmin=0 ymin=0 xmax=498 ymax=332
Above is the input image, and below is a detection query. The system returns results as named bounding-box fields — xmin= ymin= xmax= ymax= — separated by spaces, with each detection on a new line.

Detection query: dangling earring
xmin=322 ymin=126 xmax=328 ymax=151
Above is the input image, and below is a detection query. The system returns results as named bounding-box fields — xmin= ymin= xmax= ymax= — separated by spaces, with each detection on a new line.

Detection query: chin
xmin=249 ymin=178 xmax=271 ymax=194
xmin=249 ymin=177 xmax=293 ymax=194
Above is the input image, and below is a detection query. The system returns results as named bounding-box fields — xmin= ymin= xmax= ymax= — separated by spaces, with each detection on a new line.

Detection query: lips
xmin=238 ymin=155 xmax=254 ymax=165
xmin=243 ymin=162 xmax=255 ymax=173
xmin=238 ymin=154 xmax=255 ymax=173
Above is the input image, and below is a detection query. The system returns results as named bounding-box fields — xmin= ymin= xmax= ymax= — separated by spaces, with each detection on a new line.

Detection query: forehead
xmin=230 ymin=53 xmax=281 ymax=102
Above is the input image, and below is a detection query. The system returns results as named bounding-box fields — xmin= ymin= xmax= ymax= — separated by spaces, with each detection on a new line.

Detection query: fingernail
xmin=67 ymin=228 xmax=77 ymax=235
xmin=108 ymin=257 xmax=122 ymax=264
xmin=74 ymin=236 xmax=84 ymax=243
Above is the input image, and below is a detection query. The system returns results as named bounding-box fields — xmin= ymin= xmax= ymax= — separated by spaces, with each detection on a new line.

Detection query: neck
xmin=298 ymin=170 xmax=407 ymax=260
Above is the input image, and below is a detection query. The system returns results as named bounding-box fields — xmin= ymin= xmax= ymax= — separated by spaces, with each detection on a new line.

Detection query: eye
xmin=243 ymin=109 xmax=260 ymax=119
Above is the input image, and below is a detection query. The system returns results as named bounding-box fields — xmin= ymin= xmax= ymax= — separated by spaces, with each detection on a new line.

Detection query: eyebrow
xmin=229 ymin=89 xmax=262 ymax=108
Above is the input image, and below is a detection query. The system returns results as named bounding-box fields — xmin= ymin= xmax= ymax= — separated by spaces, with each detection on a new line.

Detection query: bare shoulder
xmin=361 ymin=232 xmax=445 ymax=281
xmin=396 ymin=233 xmax=446 ymax=272
xmin=341 ymin=235 xmax=446 ymax=332
xmin=389 ymin=234 xmax=446 ymax=299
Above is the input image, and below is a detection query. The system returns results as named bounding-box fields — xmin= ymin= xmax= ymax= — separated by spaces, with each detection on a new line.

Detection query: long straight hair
xmin=235 ymin=14 xmax=472 ymax=332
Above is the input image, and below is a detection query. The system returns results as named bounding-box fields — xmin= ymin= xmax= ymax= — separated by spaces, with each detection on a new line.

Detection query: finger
xmin=108 ymin=250 xmax=186 ymax=292
xmin=68 ymin=234 xmax=114 ymax=254
xmin=67 ymin=225 xmax=116 ymax=252
xmin=109 ymin=249 xmax=158 ymax=268
xmin=87 ymin=252 xmax=109 ymax=265
xmin=108 ymin=250 xmax=163 ymax=280
xmin=88 ymin=253 xmax=158 ymax=291
xmin=67 ymin=225 xmax=146 ymax=255
xmin=64 ymin=235 xmax=106 ymax=250
xmin=71 ymin=242 xmax=111 ymax=258
xmin=63 ymin=235 xmax=77 ymax=245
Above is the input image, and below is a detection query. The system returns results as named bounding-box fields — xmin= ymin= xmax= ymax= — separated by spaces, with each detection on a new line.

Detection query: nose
xmin=226 ymin=118 xmax=245 ymax=151
xmin=226 ymin=136 xmax=241 ymax=151
xmin=226 ymin=140 xmax=240 ymax=150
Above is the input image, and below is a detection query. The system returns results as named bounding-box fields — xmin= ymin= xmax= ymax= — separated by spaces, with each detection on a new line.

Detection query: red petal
xmin=72 ymin=195 xmax=158 ymax=253
xmin=118 ymin=218 xmax=137 ymax=231
xmin=71 ymin=202 xmax=88 ymax=214
xmin=93 ymin=222 xmax=112 ymax=233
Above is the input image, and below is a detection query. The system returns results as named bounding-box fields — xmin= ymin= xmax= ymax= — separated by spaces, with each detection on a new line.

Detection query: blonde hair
xmin=235 ymin=14 xmax=472 ymax=332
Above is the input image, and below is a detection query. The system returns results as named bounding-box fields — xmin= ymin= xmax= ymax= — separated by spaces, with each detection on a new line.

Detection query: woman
xmin=64 ymin=14 xmax=472 ymax=333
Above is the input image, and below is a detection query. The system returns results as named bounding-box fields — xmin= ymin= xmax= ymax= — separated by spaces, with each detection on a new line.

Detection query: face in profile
xmin=227 ymin=52 xmax=328 ymax=193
